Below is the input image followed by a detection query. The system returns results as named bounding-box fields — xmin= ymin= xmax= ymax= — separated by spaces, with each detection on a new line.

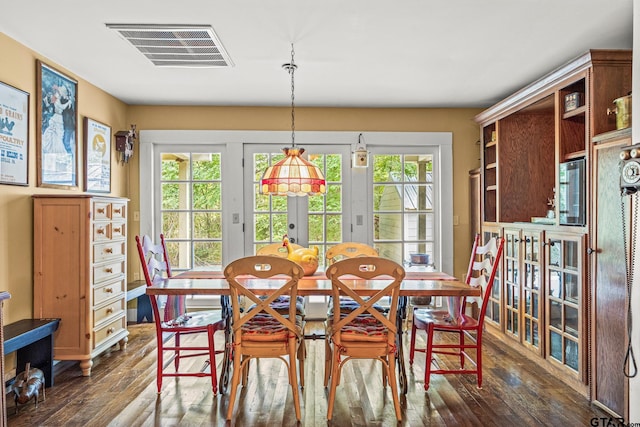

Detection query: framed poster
xmin=0 ymin=81 xmax=29 ymax=186
xmin=84 ymin=117 xmax=111 ymax=193
xmin=36 ymin=60 xmax=78 ymax=189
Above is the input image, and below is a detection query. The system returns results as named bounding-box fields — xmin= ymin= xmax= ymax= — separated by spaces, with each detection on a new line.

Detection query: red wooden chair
xmin=135 ymin=234 xmax=225 ymax=394
xmin=409 ymin=234 xmax=504 ymax=390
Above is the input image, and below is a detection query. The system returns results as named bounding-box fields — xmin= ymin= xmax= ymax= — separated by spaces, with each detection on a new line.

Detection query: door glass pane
xmin=564 ymin=240 xmax=578 ymax=270
xmin=160 ymin=151 xmax=222 ymax=273
xmin=564 ymin=273 xmax=579 ymax=303
xmin=373 ymin=154 xmax=434 ymax=266
xmin=550 ymin=300 xmax=562 ymax=329
xmin=549 ymin=271 xmax=561 ymax=298
xmin=565 ymin=306 xmax=579 ymax=337
xmin=565 ymin=339 xmax=579 ymax=370
xmin=550 ymin=331 xmax=562 ymax=361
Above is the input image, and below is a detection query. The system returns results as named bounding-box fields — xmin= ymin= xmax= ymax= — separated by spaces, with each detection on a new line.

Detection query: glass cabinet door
xmin=522 ymin=230 xmax=543 ymax=353
xmin=503 ymin=228 xmax=521 ymax=340
xmin=545 ymin=232 xmax=584 ymax=377
xmin=482 ymin=226 xmax=502 ymax=327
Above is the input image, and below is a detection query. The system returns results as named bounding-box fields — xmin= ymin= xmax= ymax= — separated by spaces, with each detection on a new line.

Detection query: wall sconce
xmin=352 ymin=133 xmax=369 ymax=168
xmin=114 ymin=124 xmax=136 ymax=164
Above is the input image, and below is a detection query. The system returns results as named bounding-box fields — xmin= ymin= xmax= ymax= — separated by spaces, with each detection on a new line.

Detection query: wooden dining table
xmin=146 ymin=269 xmax=480 ymax=396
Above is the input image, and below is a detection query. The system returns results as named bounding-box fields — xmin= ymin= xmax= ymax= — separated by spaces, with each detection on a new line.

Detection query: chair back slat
xmin=135 ymin=234 xmax=186 ymax=322
xmin=325 ymin=242 xmax=378 ymax=265
xmin=469 ymin=236 xmax=504 ymax=325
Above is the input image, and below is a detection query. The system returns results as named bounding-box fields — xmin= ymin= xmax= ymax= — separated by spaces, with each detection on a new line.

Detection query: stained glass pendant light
xmin=260 ymin=45 xmax=326 ymax=196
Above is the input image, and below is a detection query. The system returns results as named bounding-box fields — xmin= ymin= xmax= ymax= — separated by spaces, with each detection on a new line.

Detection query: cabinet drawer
xmin=93 ymin=223 xmax=110 ymax=242
xmin=111 ymin=203 xmax=126 ymax=220
xmin=94 ymin=241 xmax=125 ymax=263
xmin=111 ymin=222 xmax=126 ymax=239
xmin=93 ymin=201 xmax=110 ymax=220
xmin=94 ymin=315 xmax=126 ymax=349
xmin=93 ymin=278 xmax=125 ymax=305
xmin=94 ymin=260 xmax=125 ymax=284
xmin=94 ymin=298 xmax=125 ymax=325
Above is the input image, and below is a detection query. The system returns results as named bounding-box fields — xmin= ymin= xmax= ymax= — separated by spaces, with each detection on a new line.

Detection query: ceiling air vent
xmin=105 ymin=24 xmax=233 ymax=68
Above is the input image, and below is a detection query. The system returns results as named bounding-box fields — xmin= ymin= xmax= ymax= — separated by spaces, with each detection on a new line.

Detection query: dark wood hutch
xmin=474 ymin=49 xmax=632 ymax=420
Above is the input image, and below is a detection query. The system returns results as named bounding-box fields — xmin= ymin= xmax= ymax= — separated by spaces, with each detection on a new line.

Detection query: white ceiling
xmin=0 ymin=0 xmax=633 ymax=108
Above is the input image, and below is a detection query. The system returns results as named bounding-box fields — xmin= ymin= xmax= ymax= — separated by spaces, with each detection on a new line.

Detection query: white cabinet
xmin=33 ymin=195 xmax=129 ymax=376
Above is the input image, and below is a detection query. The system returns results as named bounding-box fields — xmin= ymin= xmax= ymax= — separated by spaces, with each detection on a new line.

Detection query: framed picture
xmin=84 ymin=117 xmax=111 ymax=193
xmin=0 ymin=81 xmax=29 ymax=186
xmin=36 ymin=60 xmax=78 ymax=189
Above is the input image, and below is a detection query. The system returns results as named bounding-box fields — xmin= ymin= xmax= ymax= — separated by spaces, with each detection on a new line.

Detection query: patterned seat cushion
xmin=241 ymin=314 xmax=304 ymax=342
xmin=327 ymin=313 xmax=388 ymax=342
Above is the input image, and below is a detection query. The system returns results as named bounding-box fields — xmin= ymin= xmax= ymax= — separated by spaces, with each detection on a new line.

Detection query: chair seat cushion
xmin=241 ymin=314 xmax=303 ymax=342
xmin=413 ymin=308 xmax=479 ymax=330
xmin=162 ymin=309 xmax=224 ymax=329
xmin=327 ymin=314 xmax=388 ymax=342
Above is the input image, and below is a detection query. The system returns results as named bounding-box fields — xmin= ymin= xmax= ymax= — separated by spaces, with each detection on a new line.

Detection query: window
xmin=372 ymin=153 xmax=435 ymax=266
xmin=160 ymin=151 xmax=223 ymax=273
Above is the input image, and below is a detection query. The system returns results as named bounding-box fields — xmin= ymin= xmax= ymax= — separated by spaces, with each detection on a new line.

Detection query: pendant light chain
xmin=260 ymin=44 xmax=326 ymax=197
xmin=289 ymin=44 xmax=296 ymax=148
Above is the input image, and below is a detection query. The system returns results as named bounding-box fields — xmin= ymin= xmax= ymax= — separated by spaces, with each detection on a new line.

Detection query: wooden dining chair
xmin=324 ymin=256 xmax=405 ymax=421
xmin=224 ymin=255 xmax=305 ymax=421
xmin=325 ymin=241 xmax=378 ymax=265
xmin=409 ymin=235 xmax=504 ymax=390
xmin=135 ymin=234 xmax=225 ymax=394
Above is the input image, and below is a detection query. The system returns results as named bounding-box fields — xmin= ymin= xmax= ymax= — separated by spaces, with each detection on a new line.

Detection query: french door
xmin=243 ymin=144 xmax=352 ymax=267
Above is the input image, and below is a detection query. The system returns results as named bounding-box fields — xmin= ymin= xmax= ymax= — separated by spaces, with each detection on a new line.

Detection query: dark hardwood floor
xmin=6 ymin=322 xmax=609 ymax=426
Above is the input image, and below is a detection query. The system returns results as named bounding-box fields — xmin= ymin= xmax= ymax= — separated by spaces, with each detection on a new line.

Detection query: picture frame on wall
xmin=0 ymin=81 xmax=29 ymax=186
xmin=36 ymin=60 xmax=78 ymax=189
xmin=84 ymin=117 xmax=111 ymax=193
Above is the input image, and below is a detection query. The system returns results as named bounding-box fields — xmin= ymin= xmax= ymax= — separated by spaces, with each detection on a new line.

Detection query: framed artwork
xmin=0 ymin=81 xmax=29 ymax=186
xmin=36 ymin=60 xmax=78 ymax=189
xmin=84 ymin=117 xmax=111 ymax=193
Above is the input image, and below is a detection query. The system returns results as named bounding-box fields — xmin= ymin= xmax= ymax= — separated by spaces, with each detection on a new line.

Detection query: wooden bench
xmin=3 ymin=318 xmax=60 ymax=388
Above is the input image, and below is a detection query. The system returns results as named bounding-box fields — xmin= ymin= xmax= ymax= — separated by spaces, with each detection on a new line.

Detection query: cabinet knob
xmin=113 ymin=227 xmax=121 ymax=233
xmin=105 ymin=248 xmax=113 ymax=254
xmin=543 ymin=241 xmax=555 ymax=247
xmin=97 ymin=208 xmax=105 ymax=214
xmin=105 ymin=268 xmax=113 ymax=273
xmin=105 ymin=287 xmax=113 ymax=293
xmin=97 ymin=228 xmax=105 ymax=234
xmin=106 ymin=308 xmax=113 ymax=314
xmin=114 ymin=208 xmax=121 ymax=214
xmin=107 ymin=327 xmax=115 ymax=334
xmin=587 ymin=248 xmax=596 ymax=255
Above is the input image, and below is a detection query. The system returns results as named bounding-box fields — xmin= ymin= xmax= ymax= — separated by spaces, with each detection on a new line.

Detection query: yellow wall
xmin=0 ymin=33 xmax=130 ymax=323
xmin=1 ymin=32 xmax=482 ymax=325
